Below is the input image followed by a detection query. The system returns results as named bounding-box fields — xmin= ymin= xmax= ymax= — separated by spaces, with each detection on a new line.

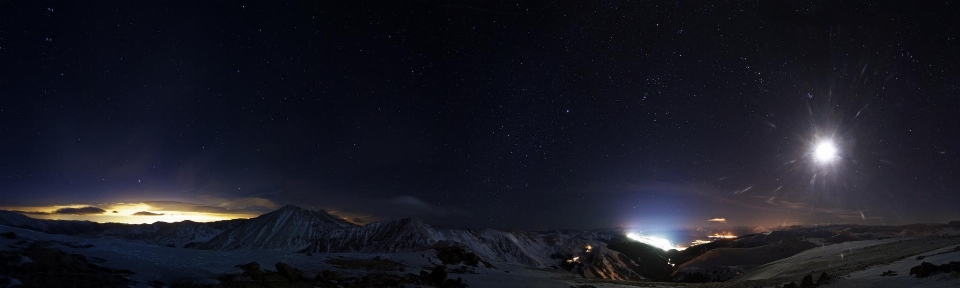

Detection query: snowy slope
xmin=678 ymin=239 xmax=817 ymax=270
xmin=731 ymin=236 xmax=960 ymax=287
xmin=835 ymin=243 xmax=960 ymax=287
xmin=672 ymin=239 xmax=818 ymax=282
xmin=196 ymin=205 xmax=356 ymax=250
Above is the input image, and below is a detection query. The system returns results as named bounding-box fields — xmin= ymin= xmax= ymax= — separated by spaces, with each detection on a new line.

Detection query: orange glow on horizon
xmin=707 ymin=233 xmax=737 ymax=239
xmin=1 ymin=203 xmax=259 ymax=224
xmin=690 ymin=239 xmax=713 ymax=246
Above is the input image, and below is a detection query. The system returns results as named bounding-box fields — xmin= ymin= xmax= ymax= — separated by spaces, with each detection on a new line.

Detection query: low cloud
xmin=11 ymin=207 xmax=108 ymax=215
xmin=707 ymin=218 xmax=727 ymax=223
xmin=54 ymin=207 xmax=106 ymax=215
xmin=141 ymin=199 xmax=274 ymax=215
xmin=209 ymin=197 xmax=279 ymax=211
xmin=133 ymin=211 xmax=164 ymax=216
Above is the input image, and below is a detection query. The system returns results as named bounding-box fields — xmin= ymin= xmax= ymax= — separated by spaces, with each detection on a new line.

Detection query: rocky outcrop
xmin=434 ymin=240 xmax=482 ymax=266
xmin=909 ymin=261 xmax=960 ymax=278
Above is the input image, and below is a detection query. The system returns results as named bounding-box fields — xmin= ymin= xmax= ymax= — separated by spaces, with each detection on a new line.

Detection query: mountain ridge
xmin=4 ymin=206 xmax=960 ymax=282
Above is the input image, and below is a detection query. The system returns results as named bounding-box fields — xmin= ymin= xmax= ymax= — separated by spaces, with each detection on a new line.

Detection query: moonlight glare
xmin=814 ymin=140 xmax=838 ymax=163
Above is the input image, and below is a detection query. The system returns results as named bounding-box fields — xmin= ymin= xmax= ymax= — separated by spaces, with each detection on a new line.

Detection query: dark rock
xmin=435 ymin=241 xmax=481 ymax=266
xmin=949 ymin=261 xmax=960 ymax=272
xmin=320 ymin=269 xmax=339 ymax=280
xmin=235 ymin=261 xmax=263 ymax=279
xmin=816 ymin=271 xmax=831 ymax=284
xmin=261 ymin=273 xmax=289 ymax=287
xmin=939 ymin=263 xmax=952 ymax=273
xmin=60 ymin=253 xmax=80 ymax=265
xmin=800 ymin=274 xmax=815 ymax=288
xmin=880 ymin=270 xmax=897 ymax=276
xmin=909 ymin=262 xmax=938 ymax=278
xmin=430 ymin=265 xmax=448 ymax=286
xmin=275 ymin=262 xmax=302 ymax=280
xmin=420 ymin=269 xmax=432 ymax=282
xmin=443 ymin=276 xmax=466 ymax=288
xmin=782 ymin=281 xmax=799 ymax=288
xmin=0 ymin=231 xmax=15 ymax=239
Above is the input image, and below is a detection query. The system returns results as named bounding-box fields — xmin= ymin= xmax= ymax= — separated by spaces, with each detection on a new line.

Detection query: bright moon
xmin=814 ymin=141 xmax=837 ymax=163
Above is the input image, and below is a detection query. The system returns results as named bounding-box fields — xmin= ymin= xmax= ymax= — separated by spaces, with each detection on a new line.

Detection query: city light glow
xmin=626 ymin=232 xmax=684 ymax=251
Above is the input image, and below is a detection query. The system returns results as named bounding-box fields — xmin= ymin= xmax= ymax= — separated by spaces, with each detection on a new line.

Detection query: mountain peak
xmin=278 ymin=204 xmax=304 ymax=211
xmin=196 ymin=203 xmax=356 ymax=250
xmin=274 ymin=205 xmax=336 ymax=217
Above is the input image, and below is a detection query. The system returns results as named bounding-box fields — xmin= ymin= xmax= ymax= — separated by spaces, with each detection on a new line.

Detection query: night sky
xmin=2 ymin=1 xmax=959 ymax=230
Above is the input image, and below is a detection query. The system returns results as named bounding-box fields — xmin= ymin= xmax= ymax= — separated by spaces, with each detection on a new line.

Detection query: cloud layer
xmin=133 ymin=211 xmax=164 ymax=216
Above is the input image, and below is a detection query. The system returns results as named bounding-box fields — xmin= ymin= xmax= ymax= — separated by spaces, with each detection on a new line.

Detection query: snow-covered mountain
xmin=98 ymin=219 xmax=245 ymax=248
xmin=137 ymin=219 xmax=246 ymax=247
xmin=195 ymin=204 xmax=356 ymax=250
xmin=300 ymin=216 xmax=652 ymax=279
xmin=303 ymin=217 xmax=436 ymax=253
xmin=572 ymin=245 xmax=646 ymax=280
xmin=152 ymin=220 xmax=245 ymax=248
xmin=0 ymin=210 xmax=102 ymax=234
xmin=303 ymin=217 xmax=574 ymax=266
